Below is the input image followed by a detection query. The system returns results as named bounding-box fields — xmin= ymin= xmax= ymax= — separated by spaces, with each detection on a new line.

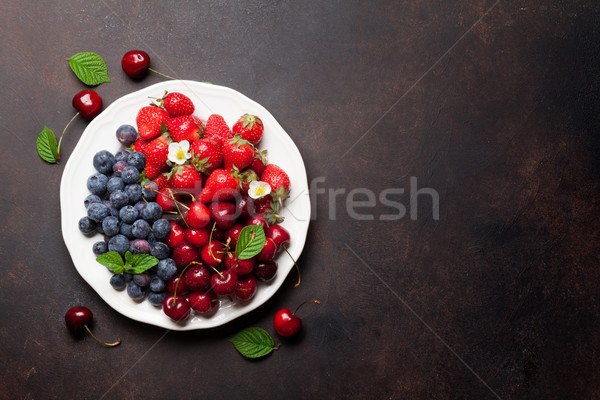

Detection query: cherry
xmin=64 ymin=306 xmax=120 ymax=346
xmin=245 ymin=215 xmax=269 ymax=235
xmin=235 ymin=194 xmax=255 ymax=220
xmin=189 ymin=291 xmax=219 ymax=314
xmin=172 ymin=242 xmax=200 ymax=269
xmin=254 ymin=260 xmax=278 ymax=282
xmin=166 ymin=275 xmax=189 ymax=295
xmin=225 ymin=253 xmax=255 ymax=275
xmin=72 ymin=90 xmax=103 ymax=120
xmin=224 ymin=224 xmax=244 ymax=248
xmin=273 ymin=300 xmax=320 ymax=338
xmin=256 ymin=237 xmax=277 ymax=262
xmin=210 ymin=269 xmax=238 ymax=296
xmin=162 ymin=295 xmax=191 ymax=321
xmin=184 ymin=227 xmax=210 ymax=248
xmin=200 ymin=241 xmax=225 ymax=268
xmin=183 ymin=263 xmax=212 ymax=292
xmin=267 ymin=225 xmax=290 ymax=251
xmin=208 ymin=201 xmax=237 ymax=230
xmin=165 ymin=221 xmax=186 ymax=248
xmin=121 ymin=50 xmax=176 ymax=80
xmin=233 ymin=275 xmax=257 ymax=302
xmin=157 ymin=188 xmax=180 ymax=212
xmin=185 ymin=201 xmax=211 ymax=229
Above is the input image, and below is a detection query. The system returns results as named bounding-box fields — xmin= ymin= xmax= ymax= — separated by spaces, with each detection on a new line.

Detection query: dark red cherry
xmin=172 ymin=242 xmax=200 ymax=269
xmin=273 ymin=300 xmax=320 ymax=338
xmin=72 ymin=90 xmax=103 ymax=120
xmin=121 ymin=50 xmax=151 ymax=79
xmin=267 ymin=224 xmax=290 ymax=251
xmin=254 ymin=260 xmax=278 ymax=282
xmin=183 ymin=263 xmax=212 ymax=292
xmin=210 ymin=269 xmax=238 ymax=296
xmin=256 ymin=237 xmax=277 ymax=262
xmin=64 ymin=306 xmax=120 ymax=346
xmin=233 ymin=275 xmax=257 ymax=302
xmin=209 ymin=201 xmax=237 ymax=230
xmin=162 ymin=295 xmax=191 ymax=321
xmin=189 ymin=291 xmax=219 ymax=314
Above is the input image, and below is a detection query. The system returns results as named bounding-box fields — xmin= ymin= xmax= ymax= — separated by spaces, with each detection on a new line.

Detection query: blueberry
xmin=129 ymin=238 xmax=150 ymax=254
xmin=141 ymin=202 xmax=162 ymax=223
xmin=120 ymin=223 xmax=134 ymax=239
xmin=133 ymin=273 xmax=151 ymax=287
xmin=116 ymin=124 xmax=138 ymax=146
xmin=108 ymin=234 xmax=129 ymax=255
xmin=84 ymin=194 xmax=102 ymax=209
xmin=127 ymin=151 xmax=146 ymax=171
xmin=106 ymin=176 xmax=125 ymax=193
xmin=92 ymin=241 xmax=108 ymax=256
xmin=125 ymin=184 xmax=143 ymax=203
xmin=152 ymin=218 xmax=172 ymax=239
xmin=123 ymin=273 xmax=133 ymax=282
xmin=134 ymin=201 xmax=146 ymax=215
xmin=112 ymin=160 xmax=128 ymax=176
xmin=156 ymin=258 xmax=177 ymax=281
xmin=110 ymin=273 xmax=127 ymax=290
xmin=114 ymin=149 xmax=132 ymax=162
xmin=147 ymin=291 xmax=167 ymax=307
xmin=78 ymin=216 xmax=97 ymax=234
xmin=87 ymin=202 xmax=110 ymax=222
xmin=93 ymin=150 xmax=116 ymax=175
xmin=121 ymin=166 xmax=140 ymax=185
xmin=146 ymin=232 xmax=158 ymax=243
xmin=119 ymin=205 xmax=138 ymax=224
xmin=141 ymin=181 xmax=158 ymax=201
xmin=102 ymin=216 xmax=120 ymax=236
xmin=150 ymin=241 xmax=170 ymax=259
xmin=149 ymin=275 xmax=166 ymax=292
xmin=126 ymin=280 xmax=147 ymax=300
xmin=87 ymin=173 xmax=108 ymax=196
xmin=110 ymin=190 xmax=129 ymax=209
xmin=132 ymin=219 xmax=151 ymax=238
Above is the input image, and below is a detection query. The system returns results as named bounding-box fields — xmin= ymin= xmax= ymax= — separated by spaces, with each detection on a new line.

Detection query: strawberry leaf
xmin=68 ymin=52 xmax=110 ymax=86
xmin=228 ymin=327 xmax=275 ymax=358
xmin=96 ymin=252 xmax=125 ymax=274
xmin=235 ymin=224 xmax=266 ymax=260
xmin=36 ymin=126 xmax=58 ymax=163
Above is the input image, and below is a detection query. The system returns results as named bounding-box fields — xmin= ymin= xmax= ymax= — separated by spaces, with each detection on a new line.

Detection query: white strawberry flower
xmin=248 ymin=180 xmax=271 ymax=199
xmin=168 ymin=140 xmax=191 ymax=165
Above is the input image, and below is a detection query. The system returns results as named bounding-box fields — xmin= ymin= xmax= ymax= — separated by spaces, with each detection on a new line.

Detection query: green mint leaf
xmin=68 ymin=52 xmax=110 ymax=86
xmin=228 ymin=327 xmax=275 ymax=358
xmin=96 ymin=252 xmax=125 ymax=274
xmin=36 ymin=126 xmax=58 ymax=163
xmin=124 ymin=251 xmax=133 ymax=267
xmin=126 ymin=254 xmax=159 ymax=274
xmin=235 ymin=224 xmax=266 ymax=260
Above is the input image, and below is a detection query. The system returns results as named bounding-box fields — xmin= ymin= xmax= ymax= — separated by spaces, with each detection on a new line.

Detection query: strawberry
xmin=250 ymin=149 xmax=268 ymax=176
xmin=190 ymin=137 xmax=223 ymax=175
xmin=153 ymin=174 xmax=172 ymax=191
xmin=165 ymin=115 xmax=203 ymax=143
xmin=261 ymin=164 xmax=290 ymax=205
xmin=162 ymin=92 xmax=195 ymax=117
xmin=254 ymin=195 xmax=284 ymax=225
xmin=144 ymin=135 xmax=170 ymax=178
xmin=136 ymin=106 xmax=170 ymax=140
xmin=145 ymin=162 xmax=166 ymax=180
xmin=170 ymin=165 xmax=203 ymax=196
xmin=199 ymin=169 xmax=240 ymax=203
xmin=238 ymin=168 xmax=259 ymax=194
xmin=203 ymin=114 xmax=232 ymax=148
xmin=133 ymin=138 xmax=150 ymax=155
xmin=222 ymin=136 xmax=255 ymax=171
xmin=232 ymin=114 xmax=264 ymax=145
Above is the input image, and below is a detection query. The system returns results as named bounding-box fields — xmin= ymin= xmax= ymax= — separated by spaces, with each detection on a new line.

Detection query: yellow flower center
xmin=176 ymin=148 xmax=186 ymax=160
xmin=254 ymin=186 xmax=266 ymax=196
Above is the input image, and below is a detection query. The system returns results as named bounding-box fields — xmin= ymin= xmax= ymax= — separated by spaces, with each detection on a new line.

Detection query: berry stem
xmin=148 ymin=68 xmax=177 ymax=80
xmin=282 ymin=246 xmax=301 ymax=287
xmin=57 ymin=112 xmax=80 ymax=160
xmin=83 ymin=324 xmax=121 ymax=347
xmin=292 ymin=299 xmax=321 ymax=316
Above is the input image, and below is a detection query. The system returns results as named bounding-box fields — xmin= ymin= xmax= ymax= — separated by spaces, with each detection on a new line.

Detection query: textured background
xmin=1 ymin=1 xmax=599 ymax=399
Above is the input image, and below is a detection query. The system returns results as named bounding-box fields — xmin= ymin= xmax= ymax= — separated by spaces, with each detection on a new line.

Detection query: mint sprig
xmin=96 ymin=251 xmax=158 ymax=274
xmin=68 ymin=52 xmax=110 ymax=86
xmin=235 ymin=224 xmax=266 ymax=260
xmin=228 ymin=327 xmax=276 ymax=358
xmin=36 ymin=126 xmax=59 ymax=163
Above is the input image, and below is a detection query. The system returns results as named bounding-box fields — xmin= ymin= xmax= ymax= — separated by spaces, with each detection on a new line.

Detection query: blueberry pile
xmin=77 ymin=125 xmax=178 ymax=307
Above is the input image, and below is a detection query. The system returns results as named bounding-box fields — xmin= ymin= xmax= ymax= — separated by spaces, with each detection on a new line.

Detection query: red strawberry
xmin=190 ymin=137 xmax=223 ymax=174
xmin=165 ymin=115 xmax=203 ymax=143
xmin=250 ymin=149 xmax=268 ymax=176
xmin=145 ymin=135 xmax=170 ymax=178
xmin=133 ymin=138 xmax=150 ymax=155
xmin=239 ymin=168 xmax=259 ymax=193
xmin=170 ymin=165 xmax=203 ymax=196
xmin=153 ymin=174 xmax=172 ymax=191
xmin=261 ymin=164 xmax=290 ymax=205
xmin=199 ymin=169 xmax=240 ymax=203
xmin=254 ymin=195 xmax=284 ymax=225
xmin=204 ymin=114 xmax=232 ymax=148
xmin=232 ymin=114 xmax=264 ymax=145
xmin=145 ymin=162 xmax=166 ymax=180
xmin=162 ymin=92 xmax=195 ymax=117
xmin=222 ymin=136 xmax=255 ymax=171
xmin=136 ymin=106 xmax=170 ymax=140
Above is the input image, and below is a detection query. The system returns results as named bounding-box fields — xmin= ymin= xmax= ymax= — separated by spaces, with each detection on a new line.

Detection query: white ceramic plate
xmin=60 ymin=80 xmax=310 ymax=330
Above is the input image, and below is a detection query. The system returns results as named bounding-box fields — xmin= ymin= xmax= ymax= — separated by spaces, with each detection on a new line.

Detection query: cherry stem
xmin=57 ymin=112 xmax=79 ymax=160
xmin=208 ymin=222 xmax=221 ymax=263
xmin=148 ymin=68 xmax=177 ymax=80
xmin=173 ymin=262 xmax=200 ymax=301
xmin=292 ymin=299 xmax=321 ymax=316
xmin=83 ymin=324 xmax=121 ymax=347
xmin=282 ymin=246 xmax=301 ymax=287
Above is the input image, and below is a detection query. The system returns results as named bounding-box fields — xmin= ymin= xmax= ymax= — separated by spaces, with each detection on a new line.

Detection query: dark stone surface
xmin=1 ymin=1 xmax=599 ymax=399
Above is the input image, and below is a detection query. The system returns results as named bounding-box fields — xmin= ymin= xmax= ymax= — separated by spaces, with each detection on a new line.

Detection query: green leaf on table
xmin=228 ymin=327 xmax=276 ymax=358
xmin=36 ymin=126 xmax=58 ymax=163
xmin=128 ymin=253 xmax=159 ymax=274
xmin=96 ymin=252 xmax=125 ymax=274
xmin=68 ymin=52 xmax=110 ymax=85
xmin=235 ymin=224 xmax=266 ymax=260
